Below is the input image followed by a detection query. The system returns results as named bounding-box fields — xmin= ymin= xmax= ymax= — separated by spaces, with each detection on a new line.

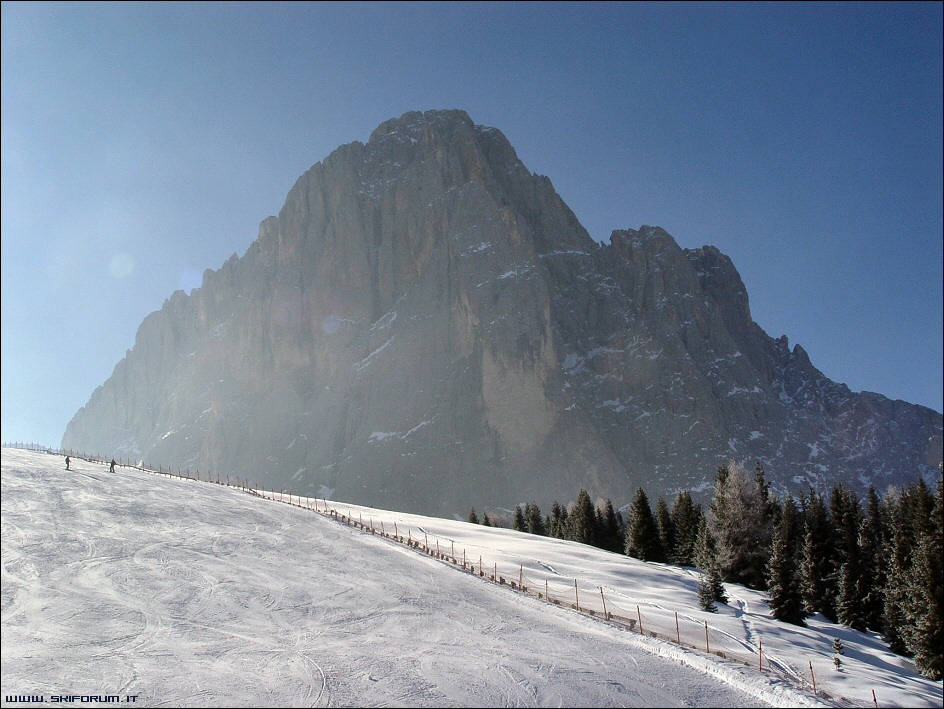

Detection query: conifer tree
xmin=695 ymin=516 xmax=727 ymax=608
xmin=708 ymin=461 xmax=774 ymax=589
xmin=860 ymin=486 xmax=888 ymax=632
xmin=901 ymin=475 xmax=943 ymax=679
xmin=655 ymin=496 xmax=675 ymax=564
xmin=568 ymin=488 xmax=597 ymax=546
xmin=597 ymin=498 xmax=624 ymax=553
xmin=800 ymin=489 xmax=838 ymax=621
xmin=671 ymin=491 xmax=702 ymax=566
xmin=513 ymin=505 xmax=526 ymax=532
xmin=625 ymin=487 xmax=663 ymax=561
xmin=883 ymin=482 xmax=927 ymax=654
xmin=549 ymin=501 xmax=568 ymax=539
xmin=766 ymin=494 xmax=806 ymax=625
xmin=524 ymin=501 xmax=546 ymax=536
xmin=836 ymin=487 xmax=866 ymax=630
xmin=854 ymin=512 xmax=883 ymax=632
xmin=467 ymin=507 xmax=479 ymax=524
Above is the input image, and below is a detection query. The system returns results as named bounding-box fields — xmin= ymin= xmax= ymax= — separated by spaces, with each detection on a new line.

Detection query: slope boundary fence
xmin=3 ymin=443 xmax=875 ymax=708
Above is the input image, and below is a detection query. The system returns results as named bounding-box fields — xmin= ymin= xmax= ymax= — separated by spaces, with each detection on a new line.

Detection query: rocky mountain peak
xmin=62 ymin=110 xmax=943 ymax=516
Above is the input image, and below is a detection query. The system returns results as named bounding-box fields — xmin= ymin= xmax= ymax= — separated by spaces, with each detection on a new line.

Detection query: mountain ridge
xmin=62 ymin=109 xmax=943 ymax=516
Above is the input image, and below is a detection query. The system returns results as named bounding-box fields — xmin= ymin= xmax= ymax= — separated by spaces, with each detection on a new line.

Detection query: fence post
xmin=759 ymin=638 xmax=762 ymax=671
xmin=705 ymin=621 xmax=710 ymax=653
xmin=574 ymin=579 xmax=579 ymax=611
xmin=600 ymin=587 xmax=608 ymax=620
xmin=675 ymin=611 xmax=680 ymax=644
xmin=809 ymin=661 xmax=816 ymax=696
xmin=872 ymin=689 xmax=877 ymax=708
xmin=519 ymin=565 xmax=523 ymax=589
xmin=545 ymin=579 xmax=548 ymax=600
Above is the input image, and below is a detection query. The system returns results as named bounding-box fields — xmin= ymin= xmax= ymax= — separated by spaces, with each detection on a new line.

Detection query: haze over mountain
xmin=62 ymin=110 xmax=943 ymax=517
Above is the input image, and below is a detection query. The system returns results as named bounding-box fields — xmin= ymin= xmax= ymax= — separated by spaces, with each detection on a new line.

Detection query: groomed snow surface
xmin=2 ymin=449 xmax=940 ymax=708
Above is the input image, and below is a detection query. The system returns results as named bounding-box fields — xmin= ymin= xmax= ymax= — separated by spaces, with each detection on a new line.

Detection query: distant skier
xmin=110 ymin=458 xmax=116 ymax=474
xmin=65 ymin=456 xmax=70 ymax=470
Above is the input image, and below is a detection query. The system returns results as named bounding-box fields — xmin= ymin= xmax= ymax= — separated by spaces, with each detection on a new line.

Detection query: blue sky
xmin=2 ymin=1 xmax=942 ymax=447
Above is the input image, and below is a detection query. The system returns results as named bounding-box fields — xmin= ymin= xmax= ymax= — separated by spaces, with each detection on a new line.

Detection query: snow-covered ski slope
xmin=2 ymin=448 xmax=940 ymax=707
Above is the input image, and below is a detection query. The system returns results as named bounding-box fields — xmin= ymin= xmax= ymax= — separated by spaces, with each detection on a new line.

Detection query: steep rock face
xmin=63 ymin=110 xmax=943 ymax=516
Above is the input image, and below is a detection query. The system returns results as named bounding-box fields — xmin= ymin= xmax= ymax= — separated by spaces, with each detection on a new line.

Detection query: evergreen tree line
xmin=467 ymin=462 xmax=943 ymax=680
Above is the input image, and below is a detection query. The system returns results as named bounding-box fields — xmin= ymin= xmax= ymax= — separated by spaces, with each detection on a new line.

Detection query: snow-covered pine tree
xmin=708 ymin=461 xmax=774 ymax=589
xmin=467 ymin=507 xmax=479 ymax=524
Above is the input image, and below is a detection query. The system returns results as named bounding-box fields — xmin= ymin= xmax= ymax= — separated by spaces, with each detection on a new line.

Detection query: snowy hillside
xmin=2 ymin=448 xmax=940 ymax=708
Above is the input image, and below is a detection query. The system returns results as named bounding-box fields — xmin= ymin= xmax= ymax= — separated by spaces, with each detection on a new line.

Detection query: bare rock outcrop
xmin=63 ymin=110 xmax=943 ymax=515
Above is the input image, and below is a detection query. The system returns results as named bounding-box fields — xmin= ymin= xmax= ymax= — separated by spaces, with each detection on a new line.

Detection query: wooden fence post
xmin=705 ymin=621 xmax=709 ymax=653
xmin=809 ymin=661 xmax=816 ymax=695
xmin=675 ymin=611 xmax=680 ymax=644
xmin=600 ymin=587 xmax=608 ymax=620
xmin=759 ymin=638 xmax=763 ymax=671
xmin=574 ymin=579 xmax=579 ymax=611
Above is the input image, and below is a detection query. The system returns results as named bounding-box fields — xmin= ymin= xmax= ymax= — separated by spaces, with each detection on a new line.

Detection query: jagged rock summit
xmin=63 ymin=110 xmax=943 ymax=516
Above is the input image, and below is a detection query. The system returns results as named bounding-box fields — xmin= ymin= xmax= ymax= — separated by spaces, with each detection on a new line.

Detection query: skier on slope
xmin=110 ymin=458 xmax=116 ymax=473
xmin=65 ymin=455 xmax=70 ymax=470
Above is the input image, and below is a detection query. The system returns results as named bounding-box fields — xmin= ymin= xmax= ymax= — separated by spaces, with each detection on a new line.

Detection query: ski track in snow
xmin=3 ymin=448 xmax=941 ymax=708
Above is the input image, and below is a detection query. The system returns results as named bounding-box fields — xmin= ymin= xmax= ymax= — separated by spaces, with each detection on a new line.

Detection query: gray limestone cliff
xmin=62 ymin=110 xmax=943 ymax=516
